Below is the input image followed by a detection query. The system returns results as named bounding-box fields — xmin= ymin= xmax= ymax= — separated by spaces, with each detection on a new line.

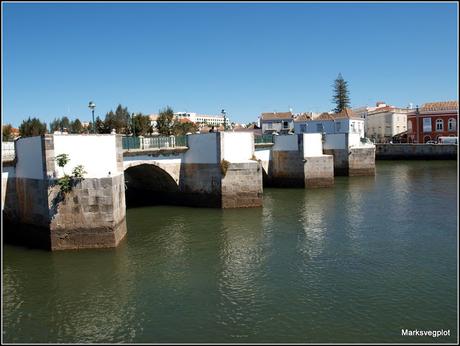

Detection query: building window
xmin=448 ymin=118 xmax=456 ymax=131
xmin=335 ymin=122 xmax=341 ymax=132
xmin=283 ymin=121 xmax=289 ymax=129
xmin=351 ymin=122 xmax=356 ymax=133
xmin=436 ymin=119 xmax=444 ymax=131
xmin=267 ymin=123 xmax=273 ymax=129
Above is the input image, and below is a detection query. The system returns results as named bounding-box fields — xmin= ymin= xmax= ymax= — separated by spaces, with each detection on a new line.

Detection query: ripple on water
xmin=2 ymin=161 xmax=457 ymax=343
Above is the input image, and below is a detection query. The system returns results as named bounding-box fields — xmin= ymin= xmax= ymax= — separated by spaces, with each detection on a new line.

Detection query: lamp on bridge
xmin=88 ymin=101 xmax=96 ymax=134
xmin=221 ymin=109 xmax=227 ymax=131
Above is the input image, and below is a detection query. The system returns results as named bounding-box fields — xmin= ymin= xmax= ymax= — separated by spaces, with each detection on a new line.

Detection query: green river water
xmin=2 ymin=160 xmax=458 ymax=343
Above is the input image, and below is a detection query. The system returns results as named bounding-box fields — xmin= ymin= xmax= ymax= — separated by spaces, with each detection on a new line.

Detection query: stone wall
xmin=48 ymin=174 xmax=127 ymax=250
xmin=221 ymin=162 xmax=263 ymax=208
xmin=3 ymin=134 xmax=127 ymax=251
xmin=376 ymin=144 xmax=457 ymax=160
xmin=348 ymin=147 xmax=376 ymax=176
xmin=304 ymin=156 xmax=334 ymax=188
xmin=269 ymin=150 xmax=305 ymax=187
xmin=179 ymin=163 xmax=222 ymax=207
xmin=323 ymin=149 xmax=349 ymax=176
xmin=324 ymin=148 xmax=376 ymax=176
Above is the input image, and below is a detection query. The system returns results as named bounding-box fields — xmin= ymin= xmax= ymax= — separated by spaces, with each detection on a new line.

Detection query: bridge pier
xmin=256 ymin=134 xmax=334 ymax=188
xmin=3 ymin=134 xmax=127 ymax=250
xmin=323 ymin=134 xmax=376 ymax=176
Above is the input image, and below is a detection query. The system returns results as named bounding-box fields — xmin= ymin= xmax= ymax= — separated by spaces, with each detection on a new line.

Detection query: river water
xmin=2 ymin=161 xmax=457 ymax=343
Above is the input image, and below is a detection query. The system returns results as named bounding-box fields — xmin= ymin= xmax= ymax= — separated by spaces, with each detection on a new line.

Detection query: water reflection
xmin=216 ymin=208 xmax=266 ymax=338
xmin=3 ymin=161 xmax=457 ymax=343
xmin=3 ymin=244 xmax=138 ymax=343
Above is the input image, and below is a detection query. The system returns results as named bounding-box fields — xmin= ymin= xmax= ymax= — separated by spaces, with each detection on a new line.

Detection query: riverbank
xmin=376 ymin=143 xmax=457 ymax=160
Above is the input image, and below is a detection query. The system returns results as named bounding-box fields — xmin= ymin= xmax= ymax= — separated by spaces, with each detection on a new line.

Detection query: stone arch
xmin=124 ymin=162 xmax=180 ymax=207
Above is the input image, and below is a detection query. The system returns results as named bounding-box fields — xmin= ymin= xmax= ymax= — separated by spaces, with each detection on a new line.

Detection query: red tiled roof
xmin=420 ymin=101 xmax=458 ymax=112
xmin=300 ymin=108 xmax=360 ymax=121
xmin=294 ymin=113 xmax=312 ymax=122
xmin=177 ymin=118 xmax=193 ymax=124
xmin=260 ymin=112 xmax=293 ymax=120
xmin=368 ymin=106 xmax=395 ymax=114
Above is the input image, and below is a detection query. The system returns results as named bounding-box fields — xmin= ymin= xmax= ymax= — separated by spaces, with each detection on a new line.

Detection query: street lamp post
xmin=132 ymin=112 xmax=136 ymax=137
xmin=88 ymin=101 xmax=96 ymax=134
xmin=221 ymin=109 xmax=227 ymax=131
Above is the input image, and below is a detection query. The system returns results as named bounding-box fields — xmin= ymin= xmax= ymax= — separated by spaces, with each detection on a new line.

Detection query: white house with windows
xmin=294 ymin=109 xmax=365 ymax=138
xmin=259 ymin=111 xmax=295 ymax=134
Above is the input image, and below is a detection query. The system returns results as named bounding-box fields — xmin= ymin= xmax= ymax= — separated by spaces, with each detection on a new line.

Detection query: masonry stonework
xmin=348 ymin=147 xmax=376 ymax=176
xmin=221 ymin=162 xmax=263 ymax=208
xmin=48 ymin=174 xmax=127 ymax=250
xmin=324 ymin=148 xmax=375 ymax=176
xmin=304 ymin=156 xmax=334 ymax=188
xmin=376 ymin=144 xmax=457 ymax=160
xmin=270 ymin=150 xmax=305 ymax=187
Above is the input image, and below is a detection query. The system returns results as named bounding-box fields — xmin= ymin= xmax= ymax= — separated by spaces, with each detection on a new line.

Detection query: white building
xmin=363 ymin=102 xmax=409 ymax=142
xmin=294 ymin=109 xmax=365 ymax=138
xmin=175 ymin=112 xmax=230 ymax=127
xmin=259 ymin=111 xmax=295 ymax=134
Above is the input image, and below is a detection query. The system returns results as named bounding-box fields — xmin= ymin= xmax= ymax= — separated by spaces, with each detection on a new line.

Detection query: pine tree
xmin=332 ymin=73 xmax=350 ymax=113
xmin=70 ymin=119 xmax=84 ymax=134
xmin=104 ymin=104 xmax=131 ymax=134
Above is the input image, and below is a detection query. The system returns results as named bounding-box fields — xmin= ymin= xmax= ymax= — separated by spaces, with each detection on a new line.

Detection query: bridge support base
xmin=3 ymin=174 xmax=127 ymax=251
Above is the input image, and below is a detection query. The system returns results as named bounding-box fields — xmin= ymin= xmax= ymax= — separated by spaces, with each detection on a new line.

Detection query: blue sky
xmin=2 ymin=2 xmax=458 ymax=127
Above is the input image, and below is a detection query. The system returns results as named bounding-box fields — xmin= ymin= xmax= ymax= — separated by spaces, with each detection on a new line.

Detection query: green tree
xmin=156 ymin=106 xmax=175 ymax=136
xmin=50 ymin=116 xmax=71 ymax=132
xmin=93 ymin=116 xmax=110 ymax=134
xmin=332 ymin=73 xmax=350 ymax=113
xmin=2 ymin=124 xmax=14 ymax=141
xmin=132 ymin=113 xmax=153 ymax=136
xmin=105 ymin=104 xmax=131 ymax=134
xmin=172 ymin=121 xmax=198 ymax=136
xmin=70 ymin=119 xmax=84 ymax=134
xmin=49 ymin=118 xmax=60 ymax=132
xmin=19 ymin=117 xmax=47 ymax=137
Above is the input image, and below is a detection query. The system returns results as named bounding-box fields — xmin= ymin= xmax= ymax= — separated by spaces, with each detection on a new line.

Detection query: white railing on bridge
xmin=2 ymin=142 xmax=15 ymax=161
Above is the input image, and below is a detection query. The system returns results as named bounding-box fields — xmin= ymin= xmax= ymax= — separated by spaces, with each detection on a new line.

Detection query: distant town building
xmin=233 ymin=123 xmax=262 ymax=136
xmin=407 ymin=101 xmax=458 ymax=143
xmin=294 ymin=108 xmax=365 ymax=138
xmin=364 ymin=102 xmax=409 ymax=143
xmin=148 ymin=114 xmax=159 ymax=134
xmin=259 ymin=111 xmax=295 ymax=134
xmin=175 ymin=112 xmax=230 ymax=127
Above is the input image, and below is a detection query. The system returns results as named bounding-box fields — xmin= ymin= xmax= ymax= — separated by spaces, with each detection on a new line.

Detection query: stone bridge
xmin=2 ymin=132 xmax=375 ymax=251
xmin=2 ymin=133 xmax=263 ymax=250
